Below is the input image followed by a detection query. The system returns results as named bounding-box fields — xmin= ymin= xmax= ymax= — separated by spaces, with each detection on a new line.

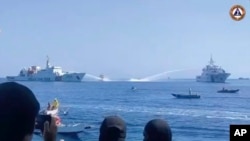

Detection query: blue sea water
xmin=1 ymin=79 xmax=250 ymax=141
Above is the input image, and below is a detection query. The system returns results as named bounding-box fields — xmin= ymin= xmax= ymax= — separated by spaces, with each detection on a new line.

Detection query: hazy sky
xmin=0 ymin=0 xmax=250 ymax=79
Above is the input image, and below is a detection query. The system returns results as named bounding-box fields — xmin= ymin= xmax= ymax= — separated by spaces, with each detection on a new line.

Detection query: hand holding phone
xmin=35 ymin=115 xmax=52 ymax=133
xmin=43 ymin=116 xmax=58 ymax=141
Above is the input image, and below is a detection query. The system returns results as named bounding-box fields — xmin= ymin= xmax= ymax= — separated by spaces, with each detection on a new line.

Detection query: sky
xmin=0 ymin=0 xmax=250 ymax=79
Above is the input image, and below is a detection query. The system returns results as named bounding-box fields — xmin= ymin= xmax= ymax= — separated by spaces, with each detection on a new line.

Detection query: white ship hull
xmin=196 ymin=73 xmax=230 ymax=83
xmin=6 ymin=73 xmax=85 ymax=82
xmin=6 ymin=56 xmax=85 ymax=82
xmin=197 ymin=56 xmax=230 ymax=83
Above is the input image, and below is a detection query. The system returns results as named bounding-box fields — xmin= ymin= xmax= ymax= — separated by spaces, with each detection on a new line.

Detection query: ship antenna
xmin=209 ymin=54 xmax=214 ymax=65
xmin=46 ymin=55 xmax=50 ymax=68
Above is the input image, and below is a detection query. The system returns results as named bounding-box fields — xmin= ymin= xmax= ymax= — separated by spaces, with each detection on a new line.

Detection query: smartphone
xmin=35 ymin=115 xmax=52 ymax=133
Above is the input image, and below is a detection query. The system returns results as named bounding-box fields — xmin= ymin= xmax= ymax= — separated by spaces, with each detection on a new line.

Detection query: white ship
xmin=196 ymin=56 xmax=230 ymax=83
xmin=6 ymin=56 xmax=85 ymax=82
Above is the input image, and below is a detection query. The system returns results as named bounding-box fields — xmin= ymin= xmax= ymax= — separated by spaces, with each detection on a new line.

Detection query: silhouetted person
xmin=189 ymin=88 xmax=192 ymax=95
xmin=143 ymin=119 xmax=172 ymax=141
xmin=0 ymin=82 xmax=57 ymax=141
xmin=51 ymin=98 xmax=59 ymax=110
xmin=47 ymin=102 xmax=51 ymax=110
xmin=99 ymin=115 xmax=126 ymax=141
xmin=131 ymin=86 xmax=136 ymax=90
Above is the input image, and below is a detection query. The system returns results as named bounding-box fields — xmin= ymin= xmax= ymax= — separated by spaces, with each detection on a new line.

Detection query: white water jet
xmin=129 ymin=68 xmax=195 ymax=82
xmin=85 ymin=74 xmax=111 ymax=81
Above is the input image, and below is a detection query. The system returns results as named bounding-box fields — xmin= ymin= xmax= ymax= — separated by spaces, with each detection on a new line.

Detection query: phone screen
xmin=35 ymin=115 xmax=52 ymax=133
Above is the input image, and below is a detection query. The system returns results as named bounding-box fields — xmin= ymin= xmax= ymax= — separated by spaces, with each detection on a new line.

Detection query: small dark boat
xmin=131 ymin=86 xmax=136 ymax=91
xmin=239 ymin=77 xmax=249 ymax=80
xmin=217 ymin=89 xmax=239 ymax=93
xmin=171 ymin=93 xmax=200 ymax=99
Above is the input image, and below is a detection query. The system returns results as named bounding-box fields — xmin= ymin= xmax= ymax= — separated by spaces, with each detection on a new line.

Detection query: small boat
xmin=238 ymin=77 xmax=249 ymax=80
xmin=131 ymin=86 xmax=136 ymax=90
xmin=171 ymin=93 xmax=200 ymax=99
xmin=34 ymin=123 xmax=84 ymax=135
xmin=217 ymin=89 xmax=239 ymax=93
xmin=57 ymin=123 xmax=84 ymax=134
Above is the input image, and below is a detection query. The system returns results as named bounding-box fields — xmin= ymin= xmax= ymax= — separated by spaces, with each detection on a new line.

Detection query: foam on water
xmin=73 ymin=104 xmax=250 ymax=121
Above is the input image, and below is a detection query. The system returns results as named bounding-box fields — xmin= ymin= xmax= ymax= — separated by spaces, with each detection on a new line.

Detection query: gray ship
xmin=196 ymin=56 xmax=230 ymax=83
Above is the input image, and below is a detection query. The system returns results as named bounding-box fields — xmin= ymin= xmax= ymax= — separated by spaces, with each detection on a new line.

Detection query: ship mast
xmin=46 ymin=55 xmax=50 ymax=68
xmin=209 ymin=55 xmax=215 ymax=66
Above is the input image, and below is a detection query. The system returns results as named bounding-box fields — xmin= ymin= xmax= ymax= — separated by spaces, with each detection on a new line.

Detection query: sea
xmin=1 ymin=79 xmax=250 ymax=141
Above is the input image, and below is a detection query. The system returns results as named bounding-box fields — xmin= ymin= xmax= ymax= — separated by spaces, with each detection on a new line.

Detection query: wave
xmin=75 ymin=104 xmax=250 ymax=121
xmin=206 ymin=115 xmax=250 ymax=120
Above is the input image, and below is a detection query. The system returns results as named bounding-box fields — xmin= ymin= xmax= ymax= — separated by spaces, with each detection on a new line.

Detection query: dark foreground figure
xmin=99 ymin=115 xmax=127 ymax=141
xmin=0 ymin=82 xmax=57 ymax=141
xmin=143 ymin=119 xmax=172 ymax=141
xmin=98 ymin=116 xmax=172 ymax=141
